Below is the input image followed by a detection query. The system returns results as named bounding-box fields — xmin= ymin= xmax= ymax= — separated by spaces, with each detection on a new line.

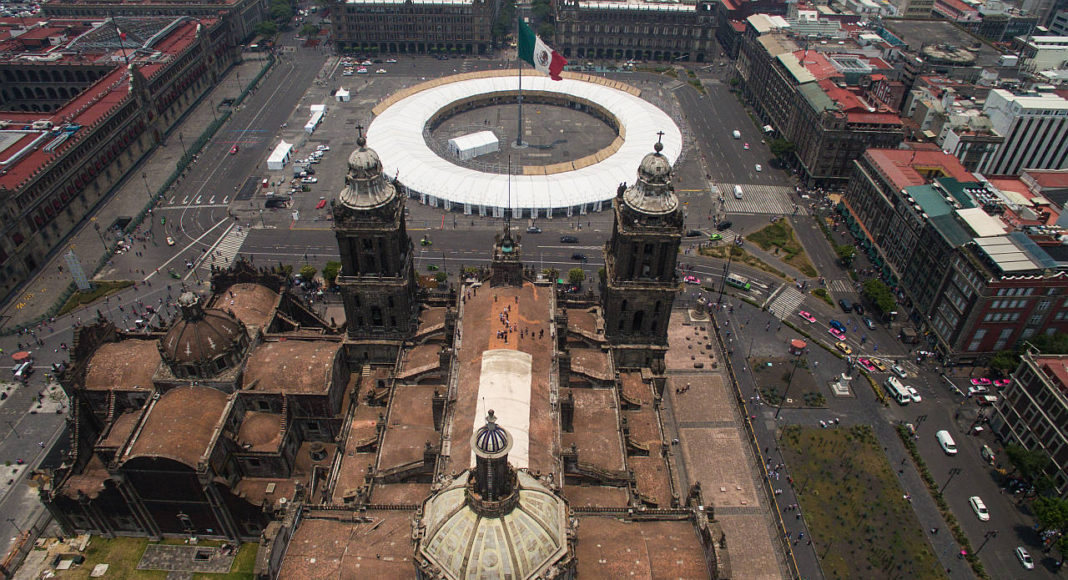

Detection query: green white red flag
xmin=518 ymin=20 xmax=567 ymax=80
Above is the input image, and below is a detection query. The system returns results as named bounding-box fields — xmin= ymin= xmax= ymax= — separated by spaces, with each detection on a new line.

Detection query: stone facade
xmin=555 ymin=0 xmax=718 ymax=62
xmin=331 ymin=0 xmax=497 ymax=56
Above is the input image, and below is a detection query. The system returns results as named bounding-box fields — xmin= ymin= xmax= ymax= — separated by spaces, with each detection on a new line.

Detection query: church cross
xmin=656 ymin=130 xmax=665 ymax=144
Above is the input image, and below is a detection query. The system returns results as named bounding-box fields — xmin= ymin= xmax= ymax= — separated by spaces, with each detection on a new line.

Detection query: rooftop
xmin=84 ymin=339 xmax=160 ymax=390
xmin=277 ymin=514 xmax=415 ymax=580
xmin=123 ymin=386 xmax=229 ymax=468
xmin=1037 ymin=356 xmax=1068 ymax=392
xmin=574 ymin=517 xmax=710 ymax=578
xmin=242 ymin=340 xmax=340 ymax=394
xmin=210 ymin=283 xmax=279 ymax=329
xmin=865 ymin=148 xmax=974 ymax=189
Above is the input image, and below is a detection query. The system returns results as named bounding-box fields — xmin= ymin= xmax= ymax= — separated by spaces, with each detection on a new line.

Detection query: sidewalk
xmin=0 ymin=58 xmax=271 ymax=333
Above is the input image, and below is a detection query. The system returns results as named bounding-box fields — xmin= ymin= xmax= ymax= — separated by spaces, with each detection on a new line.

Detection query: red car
xmin=229 ymin=144 xmax=239 ymax=155
xmin=316 ymin=198 xmax=327 ymax=209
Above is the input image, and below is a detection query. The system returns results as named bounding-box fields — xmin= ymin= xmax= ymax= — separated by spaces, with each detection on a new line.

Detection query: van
xmin=732 ymin=130 xmax=741 ymax=139
xmin=734 ymin=185 xmax=744 ymax=199
xmin=12 ymin=361 xmax=32 ymax=382
xmin=936 ymin=430 xmax=957 ymax=455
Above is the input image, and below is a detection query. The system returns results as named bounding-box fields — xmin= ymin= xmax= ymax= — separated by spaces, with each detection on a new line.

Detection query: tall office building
xmin=980 ymin=89 xmax=1068 ymax=175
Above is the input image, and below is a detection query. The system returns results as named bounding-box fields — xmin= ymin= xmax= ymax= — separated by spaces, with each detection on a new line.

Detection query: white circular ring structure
xmin=367 ymin=75 xmax=681 ymax=214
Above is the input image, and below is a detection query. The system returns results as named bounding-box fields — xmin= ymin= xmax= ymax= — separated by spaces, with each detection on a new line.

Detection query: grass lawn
xmin=811 ymin=287 xmax=834 ymax=306
xmin=746 ymin=221 xmax=819 ymax=277
xmin=51 ymin=537 xmax=257 ymax=580
xmin=58 ymin=280 xmax=135 ymax=316
xmin=780 ymin=425 xmax=946 ymax=580
xmin=698 ymin=245 xmax=788 ymax=280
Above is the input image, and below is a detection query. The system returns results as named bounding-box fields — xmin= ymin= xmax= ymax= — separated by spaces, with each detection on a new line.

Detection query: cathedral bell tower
xmin=332 ymin=130 xmax=418 ymax=356
xmin=601 ymin=137 xmax=683 ymax=371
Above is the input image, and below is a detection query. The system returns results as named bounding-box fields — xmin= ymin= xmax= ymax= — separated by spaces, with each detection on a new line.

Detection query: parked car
xmin=301 ymin=177 xmax=318 ymax=184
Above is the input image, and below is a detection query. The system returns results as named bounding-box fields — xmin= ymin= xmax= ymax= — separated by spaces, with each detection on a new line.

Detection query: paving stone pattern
xmin=136 ymin=545 xmax=234 ymax=573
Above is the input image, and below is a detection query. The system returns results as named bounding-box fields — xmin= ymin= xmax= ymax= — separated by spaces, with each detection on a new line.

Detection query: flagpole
xmin=516 ymin=14 xmax=523 ymax=147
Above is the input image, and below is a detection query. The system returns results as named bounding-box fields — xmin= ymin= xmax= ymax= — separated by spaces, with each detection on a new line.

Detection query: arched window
xmin=633 ymin=310 xmax=644 ymax=332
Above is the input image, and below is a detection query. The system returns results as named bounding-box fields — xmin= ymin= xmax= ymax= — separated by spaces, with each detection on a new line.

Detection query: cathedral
xmin=38 ymin=132 xmax=730 ymax=579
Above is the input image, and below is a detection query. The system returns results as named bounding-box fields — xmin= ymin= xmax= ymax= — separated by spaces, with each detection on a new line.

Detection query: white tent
xmin=336 ymin=88 xmax=350 ymax=102
xmin=267 ymin=140 xmax=293 ymax=171
xmin=448 ymin=131 xmax=499 ymax=160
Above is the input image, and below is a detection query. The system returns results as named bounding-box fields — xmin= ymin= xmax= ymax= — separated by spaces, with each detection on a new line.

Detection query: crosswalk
xmin=766 ymin=286 xmax=804 ymax=320
xmin=827 ymin=279 xmax=853 ymax=294
xmin=200 ymin=226 xmax=248 ymax=272
xmin=717 ymin=184 xmax=807 ymax=215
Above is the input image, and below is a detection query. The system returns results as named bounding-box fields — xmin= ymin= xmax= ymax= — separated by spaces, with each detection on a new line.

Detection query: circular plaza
xmin=367 ymin=72 xmax=682 ymax=217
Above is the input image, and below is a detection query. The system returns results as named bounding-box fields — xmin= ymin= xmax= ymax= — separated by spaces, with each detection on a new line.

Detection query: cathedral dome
xmin=414 ymin=412 xmax=575 ymax=579
xmin=159 ymin=292 xmax=248 ymax=378
xmin=337 ymin=134 xmax=398 ymax=210
xmin=622 ymin=140 xmax=678 ymax=216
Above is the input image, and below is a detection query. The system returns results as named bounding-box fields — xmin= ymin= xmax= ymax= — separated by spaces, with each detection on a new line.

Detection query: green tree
xmin=989 ymin=350 xmax=1019 ymax=374
xmin=1056 ymin=534 xmax=1068 ymax=560
xmin=1006 ymin=443 xmax=1052 ymax=483
xmin=768 ymin=138 xmax=796 ymax=160
xmin=300 ymin=264 xmax=318 ymax=281
xmin=861 ymin=278 xmax=897 ymax=315
xmin=537 ymin=22 xmax=555 ymax=40
xmin=434 ymin=271 xmax=448 ymax=285
xmin=835 ymin=244 xmax=856 ymax=267
xmin=1033 ymin=497 xmax=1068 ymax=531
xmin=491 ymin=0 xmax=516 ymax=42
xmin=1026 ymin=332 xmax=1068 ymax=354
xmin=542 ymin=267 xmax=559 ymax=281
xmin=301 ymin=23 xmax=319 ymax=37
xmin=270 ymin=0 xmax=293 ymax=22
xmin=256 ymin=21 xmax=279 ymax=36
xmin=568 ymin=268 xmax=586 ymax=285
xmin=322 ymin=261 xmax=341 ymax=287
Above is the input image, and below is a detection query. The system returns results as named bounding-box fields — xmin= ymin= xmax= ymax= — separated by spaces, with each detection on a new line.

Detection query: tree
xmin=1056 ymin=534 xmax=1068 ymax=560
xmin=835 ymin=244 xmax=856 ymax=267
xmin=568 ymin=268 xmax=586 ymax=285
xmin=269 ymin=0 xmax=293 ymax=22
xmin=300 ymin=264 xmax=318 ymax=281
xmin=256 ymin=21 xmax=278 ymax=36
xmin=1027 ymin=332 xmax=1068 ymax=354
xmin=322 ymin=261 xmax=341 ymax=287
xmin=491 ymin=0 xmax=516 ymax=42
xmin=1033 ymin=497 xmax=1068 ymax=531
xmin=989 ymin=350 xmax=1019 ymax=375
xmin=861 ymin=278 xmax=897 ymax=316
xmin=537 ymin=22 xmax=555 ymax=40
xmin=434 ymin=271 xmax=448 ymax=285
xmin=301 ymin=23 xmax=319 ymax=37
xmin=1006 ymin=443 xmax=1052 ymax=483
xmin=768 ymin=138 xmax=796 ymax=160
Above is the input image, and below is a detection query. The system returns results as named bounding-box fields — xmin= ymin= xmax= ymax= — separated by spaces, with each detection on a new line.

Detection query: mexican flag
xmin=518 ymin=20 xmax=567 ymax=80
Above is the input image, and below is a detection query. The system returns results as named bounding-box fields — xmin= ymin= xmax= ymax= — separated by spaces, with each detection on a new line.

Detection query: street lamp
xmin=975 ymin=530 xmax=998 ymax=554
xmin=93 ymin=222 xmax=107 ymax=251
xmin=914 ymin=414 xmax=927 ymax=434
xmin=775 ymin=352 xmax=803 ymax=419
xmin=178 ymin=132 xmax=187 ymax=159
xmin=940 ymin=467 xmax=962 ymax=493
xmin=716 ymin=234 xmax=739 ymax=305
xmin=142 ymin=172 xmax=151 ymax=199
xmin=208 ymin=97 xmax=218 ymax=122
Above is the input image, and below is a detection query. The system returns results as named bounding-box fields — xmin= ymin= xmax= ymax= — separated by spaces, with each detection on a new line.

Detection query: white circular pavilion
xmin=367 ymin=72 xmax=682 ymax=218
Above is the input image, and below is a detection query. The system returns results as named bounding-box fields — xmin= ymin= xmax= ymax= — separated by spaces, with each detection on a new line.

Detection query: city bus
xmin=725 ymin=273 xmax=751 ymax=291
xmin=884 ymin=376 xmax=911 ymax=405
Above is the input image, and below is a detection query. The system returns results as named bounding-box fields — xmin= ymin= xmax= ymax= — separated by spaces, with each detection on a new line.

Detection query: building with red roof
xmin=0 ymin=17 xmax=237 ymax=304
xmin=737 ymin=28 xmax=906 ymax=185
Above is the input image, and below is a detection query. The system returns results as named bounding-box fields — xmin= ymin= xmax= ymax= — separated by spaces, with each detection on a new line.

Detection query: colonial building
xmin=0 ymin=17 xmax=239 ymax=306
xmin=41 ymin=0 xmax=267 ymax=45
xmin=735 ymin=21 xmax=904 ymax=186
xmin=989 ymin=351 xmax=1068 ymax=499
xmin=330 ymin=0 xmax=499 ymax=56
xmin=42 ymin=133 xmax=731 ymax=578
xmin=602 ymin=139 xmax=683 ymax=371
xmin=840 ymin=148 xmax=1068 ymax=362
xmin=554 ymin=0 xmax=718 ymax=62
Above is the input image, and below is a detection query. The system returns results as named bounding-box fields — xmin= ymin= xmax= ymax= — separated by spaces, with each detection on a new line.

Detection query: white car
xmin=968 ymin=496 xmax=990 ymax=521
xmin=906 ymin=386 xmax=922 ymax=403
xmin=376 ymin=68 xmax=387 ymax=74
xmin=166 ymin=236 xmax=175 ymax=246
xmin=755 ymin=164 xmax=763 ymax=172
xmin=891 ymin=364 xmax=908 ymax=378
xmin=316 ymin=145 xmax=330 ymax=152
xmin=386 ymin=58 xmax=397 ymax=63
xmin=1015 ymin=546 xmax=1034 ymax=569
xmin=301 ymin=177 xmax=318 ymax=184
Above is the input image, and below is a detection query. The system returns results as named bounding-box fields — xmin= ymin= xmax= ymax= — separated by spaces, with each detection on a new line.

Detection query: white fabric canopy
xmin=367 ymin=76 xmax=681 ymax=212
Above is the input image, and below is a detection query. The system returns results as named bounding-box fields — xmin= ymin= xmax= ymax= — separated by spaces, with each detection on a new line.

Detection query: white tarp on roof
xmin=474 ymin=350 xmax=532 ymax=468
xmin=266 ymin=140 xmax=293 ymax=171
xmin=367 ymin=75 xmax=682 ymax=211
xmin=336 ymin=88 xmax=350 ymax=102
xmin=449 ymin=130 xmax=499 ymax=160
xmin=304 ymin=110 xmax=324 ymax=134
